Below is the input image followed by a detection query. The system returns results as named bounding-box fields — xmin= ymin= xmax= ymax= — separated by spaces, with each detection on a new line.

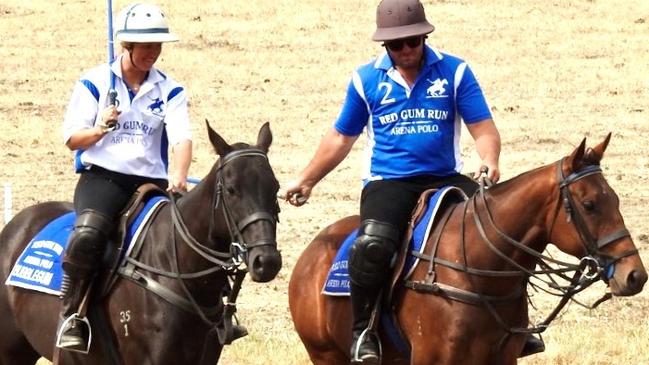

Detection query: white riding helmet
xmin=115 ymin=3 xmax=179 ymax=43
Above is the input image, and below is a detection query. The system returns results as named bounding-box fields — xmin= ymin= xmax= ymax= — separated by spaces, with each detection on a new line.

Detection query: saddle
xmin=381 ymin=188 xmax=465 ymax=355
xmin=369 ymin=188 xmax=462 ymax=301
xmin=90 ymin=183 xmax=166 ymax=302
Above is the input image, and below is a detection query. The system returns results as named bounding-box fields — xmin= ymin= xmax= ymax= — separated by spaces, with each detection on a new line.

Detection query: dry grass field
xmin=1 ymin=0 xmax=648 ymax=364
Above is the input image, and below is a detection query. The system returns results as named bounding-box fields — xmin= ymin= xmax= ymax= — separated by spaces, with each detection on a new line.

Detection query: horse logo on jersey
xmin=426 ymin=78 xmax=449 ymax=98
xmin=147 ymin=97 xmax=165 ymax=117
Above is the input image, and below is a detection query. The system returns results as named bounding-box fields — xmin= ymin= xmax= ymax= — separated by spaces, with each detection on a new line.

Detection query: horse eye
xmin=582 ymin=200 xmax=595 ymax=211
xmin=226 ymin=186 xmax=236 ymax=195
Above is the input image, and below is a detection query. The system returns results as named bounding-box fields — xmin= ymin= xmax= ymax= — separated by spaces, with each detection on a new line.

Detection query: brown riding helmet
xmin=372 ymin=0 xmax=435 ymax=41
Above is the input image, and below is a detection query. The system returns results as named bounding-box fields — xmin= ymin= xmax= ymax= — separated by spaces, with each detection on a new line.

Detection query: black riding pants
xmin=73 ymin=165 xmax=168 ymax=219
xmin=359 ymin=174 xmax=479 ymax=240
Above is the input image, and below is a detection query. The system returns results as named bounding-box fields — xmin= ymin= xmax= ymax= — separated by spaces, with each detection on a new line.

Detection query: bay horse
xmin=0 ymin=122 xmax=282 ymax=365
xmin=289 ymin=134 xmax=647 ymax=365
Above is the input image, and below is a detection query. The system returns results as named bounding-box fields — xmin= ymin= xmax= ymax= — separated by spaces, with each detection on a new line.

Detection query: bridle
xmin=469 ymin=159 xmax=639 ymax=341
xmin=405 ymin=158 xmax=640 ymax=346
xmin=208 ymin=148 xmax=280 ymax=264
xmin=169 ymin=147 xmax=279 ymax=272
xmin=554 ymin=158 xmax=637 ymax=280
xmin=121 ymin=147 xmax=279 ymax=345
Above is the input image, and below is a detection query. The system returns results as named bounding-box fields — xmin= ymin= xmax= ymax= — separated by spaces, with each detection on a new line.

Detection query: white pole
xmin=4 ymin=183 xmax=12 ymax=224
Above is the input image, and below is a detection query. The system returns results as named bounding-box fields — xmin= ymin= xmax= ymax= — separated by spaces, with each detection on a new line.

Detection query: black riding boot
xmin=519 ymin=334 xmax=545 ymax=357
xmin=57 ymin=271 xmax=93 ymax=352
xmin=56 ymin=209 xmax=112 ymax=353
xmin=349 ymin=283 xmax=382 ymax=365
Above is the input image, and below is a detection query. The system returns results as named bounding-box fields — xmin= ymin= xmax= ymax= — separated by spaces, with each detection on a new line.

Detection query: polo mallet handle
xmin=187 ymin=177 xmax=202 ymax=185
xmin=105 ymin=0 xmax=118 ymax=130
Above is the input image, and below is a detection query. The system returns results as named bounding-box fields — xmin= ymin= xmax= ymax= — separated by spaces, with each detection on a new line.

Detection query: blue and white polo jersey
xmin=334 ymin=45 xmax=492 ymax=184
xmin=62 ymin=54 xmax=192 ymax=179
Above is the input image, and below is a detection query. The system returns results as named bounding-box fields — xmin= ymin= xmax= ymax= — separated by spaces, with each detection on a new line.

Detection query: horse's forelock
xmin=582 ymin=147 xmax=602 ymax=166
xmin=230 ymin=142 xmax=250 ymax=149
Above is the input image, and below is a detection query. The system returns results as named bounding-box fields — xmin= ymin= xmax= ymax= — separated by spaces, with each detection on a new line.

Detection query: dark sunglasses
xmin=384 ymin=36 xmax=424 ymax=52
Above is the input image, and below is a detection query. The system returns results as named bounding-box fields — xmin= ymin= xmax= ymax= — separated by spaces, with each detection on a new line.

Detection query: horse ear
xmin=256 ymin=122 xmax=272 ymax=153
xmin=205 ymin=119 xmax=232 ymax=157
xmin=566 ymin=137 xmax=587 ymax=172
xmin=583 ymin=133 xmax=611 ymax=165
xmin=588 ymin=132 xmax=611 ymax=162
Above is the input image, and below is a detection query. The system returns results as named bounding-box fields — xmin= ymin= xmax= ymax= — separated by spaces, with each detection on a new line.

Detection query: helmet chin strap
xmin=125 ymin=47 xmax=147 ymax=73
xmin=121 ymin=46 xmax=148 ymax=91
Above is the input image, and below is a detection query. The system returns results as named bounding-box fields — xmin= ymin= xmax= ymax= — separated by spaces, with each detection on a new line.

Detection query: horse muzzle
xmin=608 ymin=258 xmax=647 ymax=296
xmin=247 ymin=244 xmax=282 ymax=283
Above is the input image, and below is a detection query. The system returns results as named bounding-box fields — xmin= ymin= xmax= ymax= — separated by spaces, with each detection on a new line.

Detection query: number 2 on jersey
xmin=378 ymin=82 xmax=396 ymax=105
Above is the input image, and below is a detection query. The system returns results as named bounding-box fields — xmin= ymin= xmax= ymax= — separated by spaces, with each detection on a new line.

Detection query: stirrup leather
xmin=55 ymin=313 xmax=92 ymax=354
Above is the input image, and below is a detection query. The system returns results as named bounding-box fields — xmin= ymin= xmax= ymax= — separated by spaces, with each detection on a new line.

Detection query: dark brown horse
xmin=0 ymin=122 xmax=282 ymax=365
xmin=289 ymin=135 xmax=647 ymax=365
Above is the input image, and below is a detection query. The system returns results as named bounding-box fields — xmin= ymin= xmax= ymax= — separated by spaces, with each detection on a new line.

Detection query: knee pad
xmin=63 ymin=210 xmax=113 ymax=275
xmin=348 ymin=220 xmax=399 ymax=288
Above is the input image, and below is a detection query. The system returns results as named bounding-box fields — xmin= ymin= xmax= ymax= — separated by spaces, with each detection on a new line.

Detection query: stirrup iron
xmin=55 ymin=313 xmax=92 ymax=354
xmin=351 ymin=327 xmax=382 ymax=364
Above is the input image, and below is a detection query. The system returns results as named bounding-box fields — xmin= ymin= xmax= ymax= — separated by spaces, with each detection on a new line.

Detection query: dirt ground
xmin=1 ymin=1 xmax=648 ymax=364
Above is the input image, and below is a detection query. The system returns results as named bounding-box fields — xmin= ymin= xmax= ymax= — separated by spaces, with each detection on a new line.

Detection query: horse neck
xmin=161 ymin=172 xmax=234 ymax=303
xmin=472 ymin=164 xmax=559 ymax=269
xmin=175 ymin=171 xmax=231 ymax=258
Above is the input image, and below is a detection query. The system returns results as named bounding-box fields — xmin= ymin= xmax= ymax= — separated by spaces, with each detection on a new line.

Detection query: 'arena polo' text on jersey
xmin=334 ymin=45 xmax=492 ymax=184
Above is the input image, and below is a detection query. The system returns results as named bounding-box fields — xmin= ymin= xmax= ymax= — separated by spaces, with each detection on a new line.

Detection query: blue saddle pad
xmin=5 ymin=196 xmax=168 ymax=295
xmin=322 ymin=186 xmax=465 ymax=295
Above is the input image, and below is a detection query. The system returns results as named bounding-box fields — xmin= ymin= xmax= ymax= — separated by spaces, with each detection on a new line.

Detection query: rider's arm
xmin=284 ymin=128 xmax=358 ymax=205
xmin=65 ymin=106 xmax=118 ymax=150
xmin=63 ymin=79 xmax=113 ymax=151
xmin=299 ymin=128 xmax=358 ymax=189
xmin=454 ymin=63 xmax=500 ymax=182
xmin=284 ymin=75 xmax=366 ymax=205
xmin=169 ymin=139 xmax=192 ymax=192
xmin=164 ymin=87 xmax=193 ymax=192
xmin=467 ymin=119 xmax=501 ymax=182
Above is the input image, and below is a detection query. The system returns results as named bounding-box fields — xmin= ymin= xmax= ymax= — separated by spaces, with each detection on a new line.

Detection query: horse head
xmin=549 ymin=133 xmax=647 ymax=296
xmin=205 ymin=121 xmax=282 ymax=283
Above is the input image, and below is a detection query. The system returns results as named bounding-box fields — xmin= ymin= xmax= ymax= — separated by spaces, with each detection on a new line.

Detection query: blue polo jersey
xmin=334 ymin=45 xmax=492 ymax=184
